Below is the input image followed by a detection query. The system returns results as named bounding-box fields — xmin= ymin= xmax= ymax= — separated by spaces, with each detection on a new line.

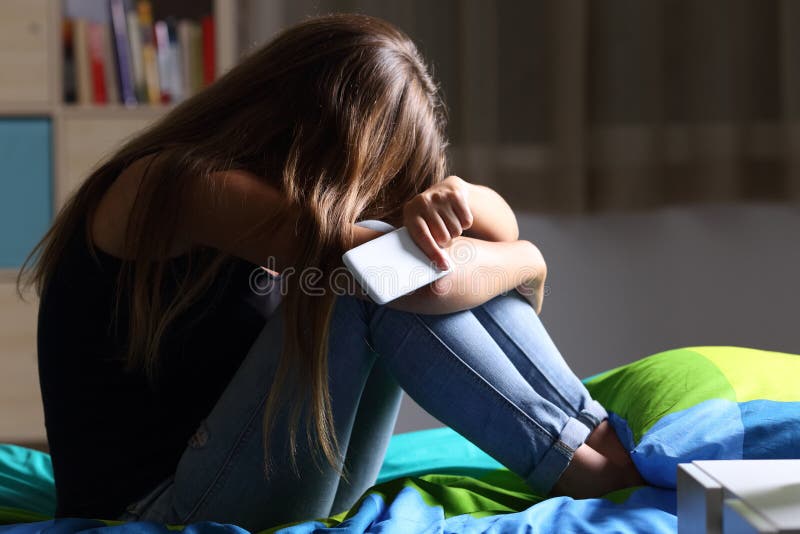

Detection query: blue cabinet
xmin=0 ymin=119 xmax=51 ymax=268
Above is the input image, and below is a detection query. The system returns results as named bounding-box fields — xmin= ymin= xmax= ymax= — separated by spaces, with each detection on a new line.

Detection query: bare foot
xmin=586 ymin=420 xmax=633 ymax=467
xmin=551 ymin=443 xmax=645 ymax=499
xmin=586 ymin=421 xmax=647 ymax=487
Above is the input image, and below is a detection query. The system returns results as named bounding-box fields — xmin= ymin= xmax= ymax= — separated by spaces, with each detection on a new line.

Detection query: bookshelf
xmin=53 ymin=0 xmax=240 ymax=206
xmin=0 ymin=0 xmax=243 ymax=446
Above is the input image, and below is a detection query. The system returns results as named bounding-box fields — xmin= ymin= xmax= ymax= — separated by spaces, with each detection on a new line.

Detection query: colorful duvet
xmin=1 ymin=346 xmax=798 ymax=533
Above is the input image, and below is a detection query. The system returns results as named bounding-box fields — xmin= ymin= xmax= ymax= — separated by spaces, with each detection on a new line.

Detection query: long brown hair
xmin=19 ymin=14 xmax=448 ymax=476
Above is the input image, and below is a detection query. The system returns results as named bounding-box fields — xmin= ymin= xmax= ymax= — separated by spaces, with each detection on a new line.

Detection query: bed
xmin=1 ymin=346 xmax=798 ymax=533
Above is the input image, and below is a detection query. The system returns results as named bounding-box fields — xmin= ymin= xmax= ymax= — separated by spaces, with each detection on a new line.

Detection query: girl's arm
xmin=185 ymin=171 xmax=518 ymax=267
xmin=184 ymin=171 xmax=408 ymax=270
xmin=386 ymin=236 xmax=545 ymax=315
xmin=399 ymin=174 xmax=546 ymax=315
xmin=182 ymin=169 xmax=543 ymax=315
xmin=402 ymin=176 xmax=518 ymax=270
xmin=462 ymin=181 xmax=519 ymax=242
xmin=182 ymin=169 xmax=308 ymax=270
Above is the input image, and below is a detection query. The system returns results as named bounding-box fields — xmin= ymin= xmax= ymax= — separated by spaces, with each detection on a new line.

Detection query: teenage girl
xmin=23 ymin=14 xmax=644 ymax=531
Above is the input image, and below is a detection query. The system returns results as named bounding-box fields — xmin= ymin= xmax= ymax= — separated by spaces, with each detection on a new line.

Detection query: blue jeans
xmin=118 ymin=292 xmax=608 ymax=531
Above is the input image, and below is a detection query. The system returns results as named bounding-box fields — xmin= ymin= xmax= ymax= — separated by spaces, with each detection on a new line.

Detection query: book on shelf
xmin=101 ymin=22 xmax=120 ymax=104
xmin=201 ymin=15 xmax=215 ymax=87
xmin=189 ymin=21 xmax=204 ymax=94
xmin=109 ymin=0 xmax=136 ymax=105
xmin=63 ymin=0 xmax=216 ymax=107
xmin=62 ymin=19 xmax=77 ymax=103
xmin=178 ymin=19 xmax=205 ymax=98
xmin=125 ymin=1 xmax=146 ymax=102
xmin=72 ymin=18 xmax=92 ymax=105
xmin=154 ymin=20 xmax=172 ymax=103
xmin=137 ymin=1 xmax=161 ymax=104
xmin=87 ymin=22 xmax=108 ymax=104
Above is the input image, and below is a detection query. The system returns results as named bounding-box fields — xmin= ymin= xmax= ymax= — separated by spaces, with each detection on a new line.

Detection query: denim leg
xmin=125 ymin=296 xmax=388 ymax=531
xmin=329 ymin=358 xmax=403 ymax=515
xmin=368 ymin=295 xmax=599 ymax=496
xmin=471 ymin=292 xmax=608 ymax=430
xmin=122 ymin=292 xmax=605 ymax=529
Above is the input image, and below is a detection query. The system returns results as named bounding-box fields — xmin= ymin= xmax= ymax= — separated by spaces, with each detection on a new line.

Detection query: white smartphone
xmin=342 ymin=226 xmax=452 ymax=305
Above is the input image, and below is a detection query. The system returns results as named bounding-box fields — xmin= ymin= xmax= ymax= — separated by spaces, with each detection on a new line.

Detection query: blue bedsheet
xmin=5 ymin=346 xmax=798 ymax=533
xmin=0 ymin=427 xmax=676 ymax=534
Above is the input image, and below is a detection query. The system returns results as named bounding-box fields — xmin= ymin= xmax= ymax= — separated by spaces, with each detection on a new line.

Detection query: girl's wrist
xmin=461 ymin=181 xmax=519 ymax=242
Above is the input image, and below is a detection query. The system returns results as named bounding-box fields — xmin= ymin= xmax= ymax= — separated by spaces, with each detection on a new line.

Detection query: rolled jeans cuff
xmin=576 ymin=399 xmax=609 ymax=431
xmin=525 ymin=416 xmax=593 ymax=496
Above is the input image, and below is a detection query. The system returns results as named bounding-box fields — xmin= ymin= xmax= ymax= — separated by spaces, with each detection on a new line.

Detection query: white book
xmin=154 ymin=21 xmax=172 ymax=102
xmin=168 ymin=32 xmax=184 ymax=102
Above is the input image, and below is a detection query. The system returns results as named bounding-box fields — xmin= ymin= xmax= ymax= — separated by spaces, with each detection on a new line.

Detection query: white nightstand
xmin=678 ymin=460 xmax=800 ymax=534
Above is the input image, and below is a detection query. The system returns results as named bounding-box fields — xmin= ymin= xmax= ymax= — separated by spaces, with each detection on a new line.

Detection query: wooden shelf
xmin=58 ymin=104 xmax=174 ymax=120
xmin=0 ymin=270 xmax=21 ymax=284
xmin=0 ymin=103 xmax=53 ymax=117
xmin=0 ymin=103 xmax=177 ymax=120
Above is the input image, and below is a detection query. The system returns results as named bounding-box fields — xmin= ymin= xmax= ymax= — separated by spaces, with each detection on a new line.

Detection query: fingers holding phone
xmin=403 ymin=176 xmax=473 ymax=270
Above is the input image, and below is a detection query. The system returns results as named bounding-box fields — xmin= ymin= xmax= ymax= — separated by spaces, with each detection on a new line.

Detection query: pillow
xmin=584 ymin=346 xmax=800 ymax=488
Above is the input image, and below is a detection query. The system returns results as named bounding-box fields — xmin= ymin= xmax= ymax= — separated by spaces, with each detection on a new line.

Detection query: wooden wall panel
xmin=0 ymin=0 xmax=51 ymax=105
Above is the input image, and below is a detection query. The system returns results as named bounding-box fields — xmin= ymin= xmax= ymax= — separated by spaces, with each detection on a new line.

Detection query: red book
xmin=87 ymin=22 xmax=108 ymax=104
xmin=201 ymin=15 xmax=215 ymax=86
xmin=62 ymin=19 xmax=76 ymax=102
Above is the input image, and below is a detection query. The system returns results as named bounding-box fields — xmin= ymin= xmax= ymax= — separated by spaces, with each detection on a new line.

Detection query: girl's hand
xmin=403 ymin=176 xmax=474 ymax=270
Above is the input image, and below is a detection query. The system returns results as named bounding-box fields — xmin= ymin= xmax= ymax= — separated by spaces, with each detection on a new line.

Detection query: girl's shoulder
xmin=91 ymin=153 xmax=165 ymax=260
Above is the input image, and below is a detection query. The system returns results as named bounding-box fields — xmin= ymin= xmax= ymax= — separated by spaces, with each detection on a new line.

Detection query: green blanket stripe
xmin=263 ymin=469 xmax=539 ymax=532
xmin=0 ymin=506 xmax=51 ymax=524
xmin=601 ymin=486 xmax=640 ymax=505
xmin=584 ymin=347 xmax=736 ymax=443
xmin=0 ymin=508 xmax=185 ymax=531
